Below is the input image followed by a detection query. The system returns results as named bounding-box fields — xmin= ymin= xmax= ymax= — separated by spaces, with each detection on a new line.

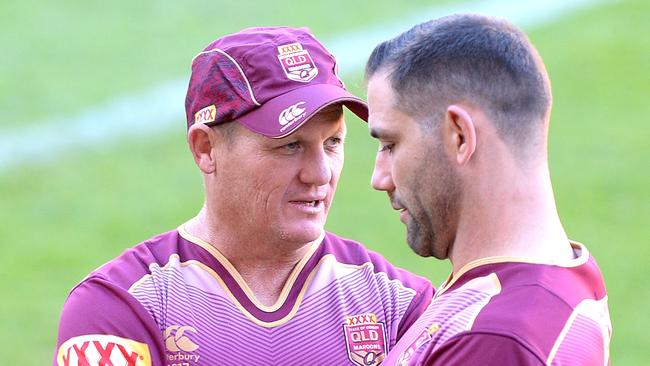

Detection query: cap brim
xmin=236 ymin=83 xmax=368 ymax=138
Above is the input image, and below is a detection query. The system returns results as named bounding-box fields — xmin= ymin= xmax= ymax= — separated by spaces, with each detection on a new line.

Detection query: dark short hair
xmin=210 ymin=118 xmax=240 ymax=144
xmin=366 ymin=14 xmax=552 ymax=149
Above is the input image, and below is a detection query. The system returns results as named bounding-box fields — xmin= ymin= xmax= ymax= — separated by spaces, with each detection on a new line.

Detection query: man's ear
xmin=187 ymin=124 xmax=217 ymax=174
xmin=444 ymin=104 xmax=477 ymax=165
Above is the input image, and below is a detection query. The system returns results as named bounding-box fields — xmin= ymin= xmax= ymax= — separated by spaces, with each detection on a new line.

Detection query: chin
xmin=407 ymin=242 xmax=432 ymax=258
xmin=279 ymin=222 xmax=324 ymax=244
xmin=407 ymin=230 xmax=436 ymax=258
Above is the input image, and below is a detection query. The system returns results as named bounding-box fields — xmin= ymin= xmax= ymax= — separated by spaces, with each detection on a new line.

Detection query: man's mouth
xmin=289 ymin=199 xmax=325 ymax=211
xmin=390 ymin=200 xmax=406 ymax=212
xmin=295 ymin=200 xmax=320 ymax=207
xmin=389 ymin=196 xmax=409 ymax=221
xmin=398 ymin=208 xmax=410 ymax=223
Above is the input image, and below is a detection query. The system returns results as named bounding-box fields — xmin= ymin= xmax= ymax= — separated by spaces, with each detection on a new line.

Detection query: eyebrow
xmin=335 ymin=124 xmax=347 ymax=138
xmin=369 ymin=127 xmax=395 ymax=140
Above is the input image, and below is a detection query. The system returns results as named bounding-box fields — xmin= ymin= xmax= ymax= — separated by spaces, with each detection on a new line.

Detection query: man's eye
xmin=325 ymin=137 xmax=342 ymax=148
xmin=379 ymin=143 xmax=394 ymax=153
xmin=283 ymin=141 xmax=300 ymax=150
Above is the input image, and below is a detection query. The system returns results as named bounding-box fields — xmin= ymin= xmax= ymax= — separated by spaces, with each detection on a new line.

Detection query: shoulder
xmin=57 ymin=276 xmax=159 ymax=336
xmin=55 ymin=277 xmax=165 ymax=365
xmin=462 ymin=260 xmax=610 ymax=364
xmin=321 ymin=231 xmax=433 ymax=291
xmin=421 ymin=332 xmax=544 ymax=366
xmin=469 ymin=282 xmax=573 ymax=355
xmin=53 ymin=230 xmax=183 ymax=365
xmin=59 ymin=229 xmax=186 ymax=328
xmin=81 ymin=229 xmax=183 ymax=290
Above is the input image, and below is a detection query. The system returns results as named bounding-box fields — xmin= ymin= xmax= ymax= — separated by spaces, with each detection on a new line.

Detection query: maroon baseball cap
xmin=185 ymin=26 xmax=368 ymax=138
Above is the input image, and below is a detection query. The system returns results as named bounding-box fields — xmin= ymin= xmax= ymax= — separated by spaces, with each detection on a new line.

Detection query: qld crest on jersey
xmin=277 ymin=42 xmax=318 ymax=82
xmin=343 ymin=313 xmax=388 ymax=366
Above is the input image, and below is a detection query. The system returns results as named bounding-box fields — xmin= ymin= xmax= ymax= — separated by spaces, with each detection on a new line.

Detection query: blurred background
xmin=1 ymin=0 xmax=648 ymax=364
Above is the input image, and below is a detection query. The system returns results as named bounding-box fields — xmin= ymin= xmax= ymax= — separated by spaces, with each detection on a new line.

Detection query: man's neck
xmin=449 ymin=164 xmax=574 ymax=275
xmin=184 ymin=208 xmax=315 ymax=306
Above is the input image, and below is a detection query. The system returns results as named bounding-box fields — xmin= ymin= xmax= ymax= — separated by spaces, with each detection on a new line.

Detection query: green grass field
xmin=1 ymin=0 xmax=648 ymax=364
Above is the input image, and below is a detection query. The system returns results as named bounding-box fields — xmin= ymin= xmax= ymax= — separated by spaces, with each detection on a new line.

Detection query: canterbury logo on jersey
xmin=278 ymin=101 xmax=306 ymax=130
xmin=164 ymin=325 xmax=199 ymax=352
xmin=56 ymin=334 xmax=151 ymax=366
xmin=164 ymin=325 xmax=202 ymax=364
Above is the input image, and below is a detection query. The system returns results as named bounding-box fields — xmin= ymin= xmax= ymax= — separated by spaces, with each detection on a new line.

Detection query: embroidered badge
xmin=195 ymin=104 xmax=216 ymax=124
xmin=56 ymin=334 xmax=152 ymax=366
xmin=277 ymin=42 xmax=318 ymax=82
xmin=343 ymin=313 xmax=388 ymax=366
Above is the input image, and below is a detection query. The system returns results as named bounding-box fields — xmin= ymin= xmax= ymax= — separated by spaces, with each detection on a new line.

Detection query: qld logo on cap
xmin=277 ymin=42 xmax=318 ymax=83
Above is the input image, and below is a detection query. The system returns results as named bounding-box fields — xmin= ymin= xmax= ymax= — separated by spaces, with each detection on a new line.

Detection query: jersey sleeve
xmin=359 ymin=247 xmax=435 ymax=342
xmin=53 ymin=276 xmax=165 ymax=366
xmin=396 ymin=281 xmax=434 ymax=340
xmin=421 ymin=332 xmax=544 ymax=366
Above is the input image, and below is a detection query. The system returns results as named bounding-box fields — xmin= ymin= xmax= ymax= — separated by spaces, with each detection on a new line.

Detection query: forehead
xmin=287 ymin=106 xmax=346 ymax=138
xmin=367 ymin=73 xmax=414 ymax=136
xmin=238 ymin=107 xmax=346 ymax=145
xmin=308 ymin=104 xmax=344 ymax=125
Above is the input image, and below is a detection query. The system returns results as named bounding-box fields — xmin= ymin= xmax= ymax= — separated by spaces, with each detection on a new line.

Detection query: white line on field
xmin=0 ymin=0 xmax=610 ymax=172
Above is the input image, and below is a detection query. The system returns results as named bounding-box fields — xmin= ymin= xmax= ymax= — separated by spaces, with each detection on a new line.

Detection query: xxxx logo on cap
xmin=277 ymin=42 xmax=318 ymax=83
xmin=195 ymin=104 xmax=216 ymax=125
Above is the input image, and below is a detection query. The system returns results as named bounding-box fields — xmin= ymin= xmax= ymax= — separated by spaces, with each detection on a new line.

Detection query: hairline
xmin=365 ymin=14 xmax=552 ymax=155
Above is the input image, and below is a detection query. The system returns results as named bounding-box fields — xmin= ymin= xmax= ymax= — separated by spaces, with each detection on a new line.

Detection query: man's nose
xmin=299 ymin=148 xmax=332 ymax=186
xmin=371 ymin=153 xmax=395 ymax=192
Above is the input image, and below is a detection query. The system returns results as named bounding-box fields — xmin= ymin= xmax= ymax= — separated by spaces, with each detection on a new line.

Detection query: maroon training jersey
xmin=54 ymin=226 xmax=433 ymax=366
xmin=384 ymin=242 xmax=611 ymax=366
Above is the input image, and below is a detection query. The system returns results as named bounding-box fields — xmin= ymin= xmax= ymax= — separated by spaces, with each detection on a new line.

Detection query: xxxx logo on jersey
xmin=343 ymin=313 xmax=388 ymax=366
xmin=56 ymin=334 xmax=151 ymax=366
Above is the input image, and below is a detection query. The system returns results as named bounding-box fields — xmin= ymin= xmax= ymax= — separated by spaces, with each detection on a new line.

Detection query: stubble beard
xmin=405 ymin=145 xmax=461 ymax=259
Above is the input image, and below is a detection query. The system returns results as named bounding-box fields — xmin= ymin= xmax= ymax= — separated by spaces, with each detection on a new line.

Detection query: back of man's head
xmin=366 ymin=14 xmax=552 ymax=154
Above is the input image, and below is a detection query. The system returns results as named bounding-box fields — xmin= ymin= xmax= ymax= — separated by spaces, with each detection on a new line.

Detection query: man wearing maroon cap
xmin=53 ymin=27 xmax=433 ymax=365
xmin=365 ymin=14 xmax=611 ymax=365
